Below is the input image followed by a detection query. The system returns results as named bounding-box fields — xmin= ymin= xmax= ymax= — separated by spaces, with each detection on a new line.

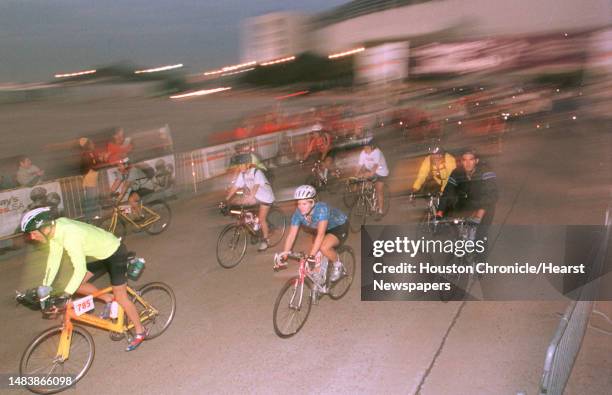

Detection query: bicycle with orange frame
xmin=16 ymin=281 xmax=175 ymax=394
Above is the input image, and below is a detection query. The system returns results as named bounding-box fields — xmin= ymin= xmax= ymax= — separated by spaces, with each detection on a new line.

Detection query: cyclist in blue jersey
xmin=275 ymin=185 xmax=348 ymax=282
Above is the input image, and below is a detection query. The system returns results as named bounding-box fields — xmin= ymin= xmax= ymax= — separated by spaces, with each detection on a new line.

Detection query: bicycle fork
xmin=289 ymin=279 xmax=306 ymax=310
xmin=55 ymin=316 xmax=75 ymax=362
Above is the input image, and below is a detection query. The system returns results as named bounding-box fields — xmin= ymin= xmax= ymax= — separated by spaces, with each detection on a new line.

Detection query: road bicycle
xmin=16 ymin=279 xmax=176 ymax=394
xmin=216 ymin=202 xmax=287 ymax=269
xmin=410 ymin=192 xmax=441 ymax=234
xmin=272 ymin=247 xmax=355 ymax=338
xmin=347 ymin=177 xmax=390 ymax=233
xmin=95 ymin=195 xmax=171 ymax=238
xmin=304 ymin=160 xmax=341 ymax=194
xmin=428 ymin=217 xmax=478 ymax=302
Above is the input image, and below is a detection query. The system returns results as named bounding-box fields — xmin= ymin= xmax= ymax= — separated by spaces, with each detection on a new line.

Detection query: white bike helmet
xmin=294 ymin=185 xmax=317 ymax=200
xmin=21 ymin=207 xmax=54 ymax=233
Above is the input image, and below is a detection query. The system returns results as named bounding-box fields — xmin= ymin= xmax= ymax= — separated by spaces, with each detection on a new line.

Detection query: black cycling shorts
xmin=327 ymin=222 xmax=349 ymax=245
xmin=86 ymin=243 xmax=129 ymax=286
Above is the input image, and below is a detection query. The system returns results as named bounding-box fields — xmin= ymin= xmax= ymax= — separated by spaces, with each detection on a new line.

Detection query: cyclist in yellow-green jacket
xmin=21 ymin=207 xmax=147 ymax=352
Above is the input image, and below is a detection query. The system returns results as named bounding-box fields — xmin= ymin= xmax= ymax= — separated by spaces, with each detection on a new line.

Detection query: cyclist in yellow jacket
xmin=411 ymin=146 xmax=456 ymax=195
xmin=21 ymin=207 xmax=147 ymax=351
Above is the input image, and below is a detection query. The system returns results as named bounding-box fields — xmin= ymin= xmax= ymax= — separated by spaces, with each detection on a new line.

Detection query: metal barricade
xmin=58 ymin=176 xmax=85 ymax=219
xmin=538 ymin=209 xmax=611 ymax=395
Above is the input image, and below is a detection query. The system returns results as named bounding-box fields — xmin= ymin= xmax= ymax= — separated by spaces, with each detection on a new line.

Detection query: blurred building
xmin=242 ymin=0 xmax=611 ymax=59
xmin=240 ymin=0 xmax=611 ymax=84
xmin=312 ymin=0 xmax=611 ymax=54
xmin=240 ymin=12 xmax=311 ymax=63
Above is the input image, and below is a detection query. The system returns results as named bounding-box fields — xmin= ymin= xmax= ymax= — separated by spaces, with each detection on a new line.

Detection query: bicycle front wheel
xmin=349 ymin=198 xmax=367 ymax=233
xmin=273 ymin=277 xmax=313 ymax=338
xmin=135 ymin=282 xmax=177 ymax=339
xmin=143 ymin=201 xmax=172 ymax=235
xmin=20 ymin=325 xmax=94 ymax=394
xmin=438 ymin=255 xmax=469 ymax=302
xmin=266 ymin=207 xmax=286 ymax=247
xmin=216 ymin=224 xmax=248 ymax=268
xmin=329 ymin=246 xmax=356 ymax=300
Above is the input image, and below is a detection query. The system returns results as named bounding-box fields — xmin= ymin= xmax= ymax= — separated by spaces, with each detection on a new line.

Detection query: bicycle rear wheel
xmin=273 ymin=277 xmax=313 ymax=338
xmin=343 ymin=183 xmax=359 ymax=208
xmin=143 ymin=201 xmax=172 ymax=235
xmin=381 ymin=183 xmax=391 ymax=217
xmin=349 ymin=198 xmax=367 ymax=233
xmin=266 ymin=207 xmax=287 ymax=247
xmin=216 ymin=224 xmax=248 ymax=268
xmin=20 ymin=325 xmax=94 ymax=394
xmin=134 ymin=282 xmax=176 ymax=339
xmin=329 ymin=246 xmax=356 ymax=300
xmin=100 ymin=215 xmax=126 ymax=238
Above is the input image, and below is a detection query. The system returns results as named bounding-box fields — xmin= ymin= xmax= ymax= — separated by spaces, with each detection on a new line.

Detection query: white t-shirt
xmin=234 ymin=168 xmax=275 ymax=204
xmin=358 ymin=148 xmax=389 ymax=177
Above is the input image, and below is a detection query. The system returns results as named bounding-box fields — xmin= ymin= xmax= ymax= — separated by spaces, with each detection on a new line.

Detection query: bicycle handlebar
xmin=274 ymin=251 xmax=306 ymax=263
xmin=432 ymin=217 xmax=473 ymax=226
xmin=16 ymin=288 xmax=69 ymax=317
xmin=410 ymin=192 xmax=440 ymax=199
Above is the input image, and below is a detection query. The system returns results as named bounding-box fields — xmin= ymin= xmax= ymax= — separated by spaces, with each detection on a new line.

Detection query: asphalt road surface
xmin=0 ymin=107 xmax=610 ymax=394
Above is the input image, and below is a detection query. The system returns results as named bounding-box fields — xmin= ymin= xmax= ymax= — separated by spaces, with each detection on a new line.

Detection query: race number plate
xmin=73 ymin=295 xmax=94 ymax=316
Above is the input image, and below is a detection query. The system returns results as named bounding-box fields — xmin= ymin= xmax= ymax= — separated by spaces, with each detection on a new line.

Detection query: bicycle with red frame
xmin=272 ymin=249 xmax=355 ymax=338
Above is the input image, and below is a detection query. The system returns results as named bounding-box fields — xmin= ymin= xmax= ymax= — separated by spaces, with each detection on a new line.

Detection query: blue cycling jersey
xmin=290 ymin=202 xmax=347 ymax=230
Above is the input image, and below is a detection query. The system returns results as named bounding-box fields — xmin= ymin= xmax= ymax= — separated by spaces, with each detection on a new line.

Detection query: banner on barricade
xmin=0 ymin=181 xmax=64 ymax=238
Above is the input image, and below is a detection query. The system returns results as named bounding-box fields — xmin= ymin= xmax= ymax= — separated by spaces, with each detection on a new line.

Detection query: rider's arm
xmin=283 ymin=225 xmax=300 ymax=254
xmin=118 ymin=180 xmax=130 ymax=199
xmin=412 ymin=157 xmax=431 ymax=192
xmin=41 ymin=240 xmax=64 ymax=289
xmin=440 ymin=155 xmax=457 ymax=191
xmin=303 ymin=138 xmax=315 ymax=160
xmin=226 ymin=173 xmax=243 ymax=201
xmin=369 ymin=149 xmax=382 ymax=177
xmin=474 ymin=170 xmax=498 ymax=219
xmin=309 ymin=220 xmax=328 ymax=257
xmin=368 ymin=164 xmax=379 ymax=177
xmin=110 ymin=177 xmax=122 ymax=194
xmin=437 ymin=170 xmax=459 ymax=216
xmin=357 ymin=151 xmax=367 ymax=176
xmin=63 ymin=235 xmax=88 ymax=295
xmin=226 ymin=184 xmax=239 ymax=201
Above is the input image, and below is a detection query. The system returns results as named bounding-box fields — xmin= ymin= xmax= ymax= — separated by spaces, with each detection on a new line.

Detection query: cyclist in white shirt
xmin=225 ymin=154 xmax=275 ymax=251
xmin=357 ymin=138 xmax=389 ymax=217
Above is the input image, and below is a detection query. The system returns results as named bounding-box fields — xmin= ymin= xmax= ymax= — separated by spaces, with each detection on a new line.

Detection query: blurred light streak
xmin=135 ymin=64 xmax=183 ymax=74
xmin=169 ymin=87 xmax=231 ymax=99
xmin=328 ymin=47 xmax=365 ymax=59
xmin=54 ymin=69 xmax=97 ymax=78
xmin=275 ymin=91 xmax=309 ymax=100
xmin=260 ymin=56 xmax=295 ymax=66
xmin=205 ymin=61 xmax=257 ymax=76
xmin=221 ymin=68 xmax=255 ymax=77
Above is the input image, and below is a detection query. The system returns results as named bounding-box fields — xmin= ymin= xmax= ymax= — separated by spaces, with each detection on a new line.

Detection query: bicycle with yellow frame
xmin=16 ymin=281 xmax=176 ymax=394
xmin=97 ymin=192 xmax=172 ymax=238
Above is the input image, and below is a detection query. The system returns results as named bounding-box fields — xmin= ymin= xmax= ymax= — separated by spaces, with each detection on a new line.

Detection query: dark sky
xmin=0 ymin=0 xmax=347 ymax=83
